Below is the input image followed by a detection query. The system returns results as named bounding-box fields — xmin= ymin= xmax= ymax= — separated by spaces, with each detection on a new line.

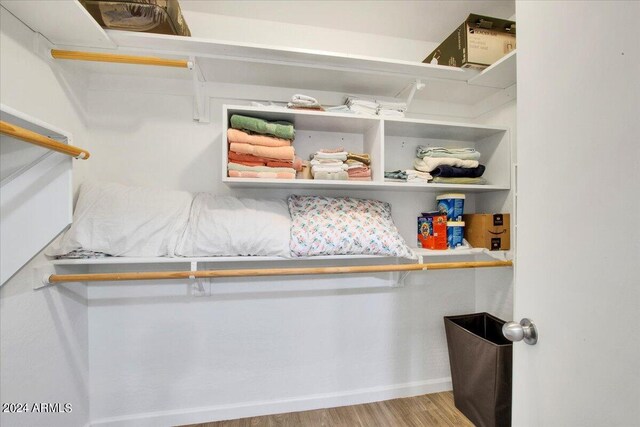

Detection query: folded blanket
xmin=230 ymin=142 xmax=295 ymax=161
xmin=416 ymin=146 xmax=481 ymax=160
xmin=430 ymin=176 xmax=487 ymax=185
xmin=313 ymin=170 xmax=349 ymax=180
xmin=347 ymin=152 xmax=371 ymax=165
xmin=230 ymin=115 xmax=295 ymax=140
xmin=227 ymin=129 xmax=291 ymax=147
xmin=228 ymin=162 xmax=296 ymax=174
xmin=413 ymin=157 xmax=479 ymax=173
xmin=431 ymin=164 xmax=486 ymax=178
xmin=228 ymin=170 xmax=296 ymax=180
xmin=312 ymin=151 xmax=348 ymax=161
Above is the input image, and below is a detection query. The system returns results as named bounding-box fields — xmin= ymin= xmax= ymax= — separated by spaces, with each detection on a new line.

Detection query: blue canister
xmin=436 ymin=193 xmax=465 ymax=221
xmin=447 ymin=221 xmax=465 ymax=248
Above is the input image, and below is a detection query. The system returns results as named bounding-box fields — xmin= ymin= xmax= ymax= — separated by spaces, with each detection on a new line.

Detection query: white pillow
xmin=47 ymin=182 xmax=193 ymax=257
xmin=175 ymin=194 xmax=292 ymax=258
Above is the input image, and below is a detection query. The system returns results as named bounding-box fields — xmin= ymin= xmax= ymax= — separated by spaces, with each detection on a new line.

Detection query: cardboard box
xmin=463 ymin=213 xmax=510 ymax=250
xmin=423 ymin=14 xmax=516 ymax=70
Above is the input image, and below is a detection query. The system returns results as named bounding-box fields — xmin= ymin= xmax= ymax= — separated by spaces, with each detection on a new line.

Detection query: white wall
xmin=182 ymin=10 xmax=437 ymax=63
xmin=78 ymin=76 xmax=514 ymax=424
xmin=0 ymin=7 xmax=90 ymax=427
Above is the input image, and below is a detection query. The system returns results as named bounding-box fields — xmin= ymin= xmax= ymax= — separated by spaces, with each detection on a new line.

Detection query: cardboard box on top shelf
xmin=463 ymin=213 xmax=511 ymax=250
xmin=423 ymin=14 xmax=516 ymax=70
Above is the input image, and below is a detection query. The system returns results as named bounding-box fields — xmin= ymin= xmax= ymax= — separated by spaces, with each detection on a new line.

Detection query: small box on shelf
xmin=463 ymin=213 xmax=511 ymax=250
xmin=423 ymin=14 xmax=516 ymax=70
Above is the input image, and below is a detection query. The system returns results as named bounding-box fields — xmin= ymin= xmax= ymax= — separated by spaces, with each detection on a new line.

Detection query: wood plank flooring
xmin=182 ymin=391 xmax=473 ymax=427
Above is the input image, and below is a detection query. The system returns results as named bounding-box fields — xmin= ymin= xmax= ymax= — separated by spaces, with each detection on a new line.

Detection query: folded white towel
xmin=290 ymin=94 xmax=320 ymax=107
xmin=349 ymin=104 xmax=378 ymax=115
xmin=406 ymin=169 xmax=433 ymax=181
xmin=413 ymin=157 xmax=479 ymax=173
xmin=377 ymin=109 xmax=405 ymax=117
xmin=346 ymin=97 xmax=378 ymax=108
xmin=311 ymin=164 xmax=349 ymax=176
xmin=310 ymin=159 xmax=344 ymax=166
xmin=377 ymin=101 xmax=407 ymax=112
xmin=313 ymin=152 xmax=348 ymax=161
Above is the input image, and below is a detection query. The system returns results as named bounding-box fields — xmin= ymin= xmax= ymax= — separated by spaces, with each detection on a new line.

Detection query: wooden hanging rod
xmin=50 ymin=49 xmax=193 ymax=69
xmin=0 ymin=120 xmax=90 ymax=159
xmin=46 ymin=260 xmax=512 ymax=284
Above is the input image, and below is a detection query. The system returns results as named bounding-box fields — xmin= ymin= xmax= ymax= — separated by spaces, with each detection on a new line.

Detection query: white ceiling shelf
xmin=3 ymin=1 xmax=517 ymax=105
xmin=468 ymin=50 xmax=517 ymax=89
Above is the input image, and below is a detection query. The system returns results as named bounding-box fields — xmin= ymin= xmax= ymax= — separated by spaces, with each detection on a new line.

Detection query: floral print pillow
xmin=288 ymin=195 xmax=416 ymax=259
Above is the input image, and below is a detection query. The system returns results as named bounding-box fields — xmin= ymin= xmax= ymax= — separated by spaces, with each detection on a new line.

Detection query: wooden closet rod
xmin=46 ymin=260 xmax=512 ymax=284
xmin=0 ymin=120 xmax=90 ymax=159
xmin=50 ymin=49 xmax=192 ymax=69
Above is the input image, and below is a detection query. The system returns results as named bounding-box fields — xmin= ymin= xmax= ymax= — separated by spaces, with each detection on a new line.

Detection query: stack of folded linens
xmin=227 ymin=115 xmax=303 ymax=179
xmin=413 ymin=146 xmax=487 ymax=185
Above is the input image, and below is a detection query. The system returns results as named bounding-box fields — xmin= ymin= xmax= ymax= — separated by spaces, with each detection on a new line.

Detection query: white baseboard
xmin=90 ymin=377 xmax=452 ymax=427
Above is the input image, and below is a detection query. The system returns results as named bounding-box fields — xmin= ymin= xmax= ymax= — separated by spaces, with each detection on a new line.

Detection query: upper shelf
xmin=3 ymin=1 xmax=516 ymax=104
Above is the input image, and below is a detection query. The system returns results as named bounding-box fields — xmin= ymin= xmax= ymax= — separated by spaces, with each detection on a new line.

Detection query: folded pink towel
xmin=347 ymin=167 xmax=372 ymax=178
xmin=267 ymin=158 xmax=303 ymax=171
xmin=348 ymin=177 xmax=373 ymax=181
xmin=230 ymin=142 xmax=295 ymax=161
xmin=227 ymin=129 xmax=292 ymax=147
xmin=228 ymin=170 xmax=296 ymax=179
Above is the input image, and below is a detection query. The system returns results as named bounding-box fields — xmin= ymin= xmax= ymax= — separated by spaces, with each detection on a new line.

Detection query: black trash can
xmin=444 ymin=312 xmax=512 ymax=427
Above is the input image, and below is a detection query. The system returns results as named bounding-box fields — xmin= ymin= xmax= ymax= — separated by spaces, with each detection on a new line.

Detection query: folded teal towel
xmin=230 ymin=115 xmax=295 ymax=140
xmin=416 ymin=146 xmax=481 ymax=160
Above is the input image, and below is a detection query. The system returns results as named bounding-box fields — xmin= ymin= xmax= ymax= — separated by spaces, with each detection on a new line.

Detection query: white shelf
xmin=414 ymin=247 xmax=510 ymax=261
xmin=5 ymin=3 xmax=516 ymax=104
xmin=223 ymin=105 xmax=511 ymax=192
xmin=49 ymin=248 xmax=510 ymax=267
xmin=223 ymin=177 xmax=508 ymax=192
xmin=468 ymin=50 xmax=517 ymax=89
xmin=49 ymin=253 xmax=390 ymax=266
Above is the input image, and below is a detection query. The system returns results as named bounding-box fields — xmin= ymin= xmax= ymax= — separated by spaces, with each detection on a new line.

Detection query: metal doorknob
xmin=502 ymin=318 xmax=538 ymax=345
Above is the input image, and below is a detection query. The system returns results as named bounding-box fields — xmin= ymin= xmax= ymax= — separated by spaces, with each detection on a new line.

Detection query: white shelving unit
xmin=222 ymin=105 xmax=510 ymax=192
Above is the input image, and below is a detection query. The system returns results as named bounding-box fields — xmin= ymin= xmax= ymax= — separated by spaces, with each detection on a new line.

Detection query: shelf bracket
xmin=189 ymin=261 xmax=210 ymax=296
xmin=405 ymin=79 xmax=426 ymax=109
xmin=34 ymin=264 xmax=55 ymax=290
xmin=191 ymin=57 xmax=209 ymax=123
xmin=392 ymin=271 xmax=411 ymax=288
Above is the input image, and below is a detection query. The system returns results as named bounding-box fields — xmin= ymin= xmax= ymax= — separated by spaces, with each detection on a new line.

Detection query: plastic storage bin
xmin=444 ymin=312 xmax=512 ymax=427
xmin=436 ymin=193 xmax=465 ymax=221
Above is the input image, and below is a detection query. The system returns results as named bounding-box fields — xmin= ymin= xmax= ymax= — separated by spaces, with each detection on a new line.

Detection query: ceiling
xmin=180 ymin=0 xmax=515 ymax=43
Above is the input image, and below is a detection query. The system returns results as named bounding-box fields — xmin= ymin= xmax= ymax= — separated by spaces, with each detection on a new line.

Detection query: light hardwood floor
xmin=182 ymin=391 xmax=473 ymax=427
